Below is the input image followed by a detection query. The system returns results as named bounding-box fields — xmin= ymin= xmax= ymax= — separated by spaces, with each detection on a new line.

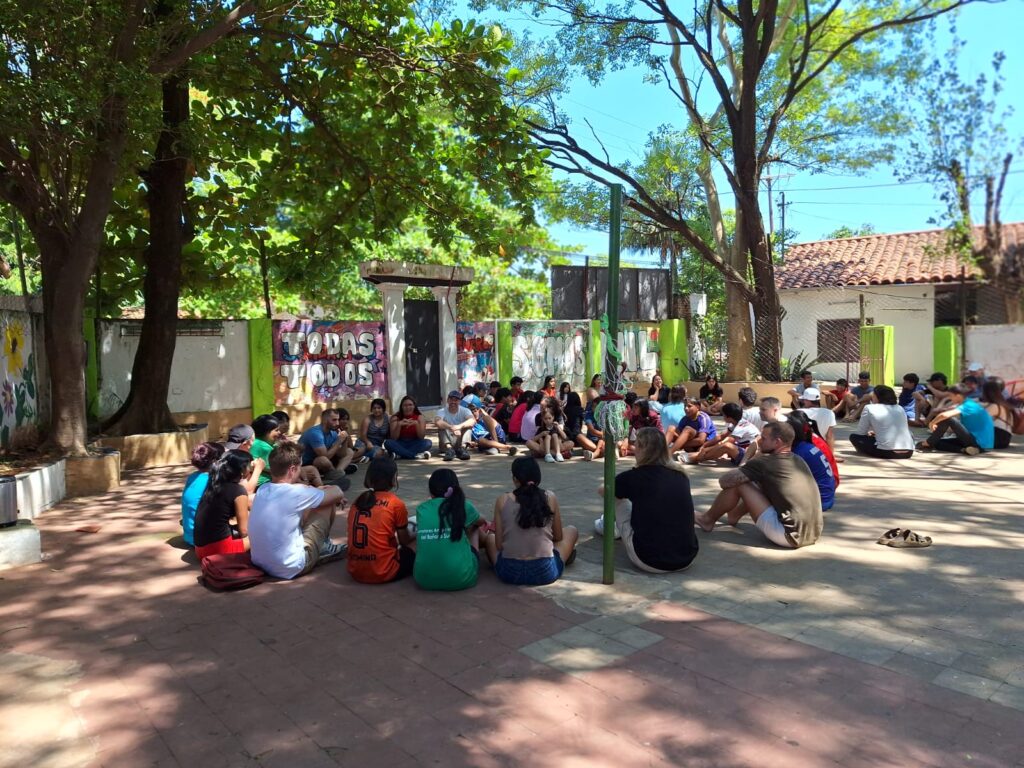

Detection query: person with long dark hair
xmin=558 ymin=381 xmax=572 ymax=408
xmin=981 ymin=377 xmax=1014 ymax=449
xmin=384 ymin=396 xmax=432 ymax=459
xmin=540 ymin=374 xmax=557 ymax=398
xmin=785 ymin=414 xmax=836 ymax=511
xmin=357 ymin=398 xmax=390 ymax=461
xmin=699 ymin=374 xmax=724 ymax=415
xmin=519 ymin=390 xmax=548 ymax=443
xmin=347 ymin=457 xmax=416 ymax=583
xmin=648 ymin=373 xmax=670 ymax=406
xmin=181 ymin=441 xmax=225 ymax=547
xmin=413 ymin=469 xmax=484 ymax=590
xmin=565 ymin=391 xmax=604 ymax=461
xmin=483 ymin=457 xmax=578 ymax=585
xmin=507 ymin=390 xmax=535 ymax=442
xmin=193 ymin=449 xmax=254 ymax=558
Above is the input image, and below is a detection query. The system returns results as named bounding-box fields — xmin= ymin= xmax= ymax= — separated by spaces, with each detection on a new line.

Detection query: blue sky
xmin=470 ymin=2 xmax=1024 ymax=260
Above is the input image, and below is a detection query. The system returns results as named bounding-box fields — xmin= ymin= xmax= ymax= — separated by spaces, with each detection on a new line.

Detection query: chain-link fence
xmin=688 ymin=280 xmax=1023 ymax=385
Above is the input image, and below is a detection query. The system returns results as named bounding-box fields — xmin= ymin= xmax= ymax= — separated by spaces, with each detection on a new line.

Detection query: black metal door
xmin=403 ymin=299 xmax=441 ymax=406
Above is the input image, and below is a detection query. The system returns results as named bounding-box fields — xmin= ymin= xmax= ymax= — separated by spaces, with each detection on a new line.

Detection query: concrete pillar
xmin=378 ymin=283 xmax=407 ymax=404
xmin=431 ymin=286 xmax=460 ymax=397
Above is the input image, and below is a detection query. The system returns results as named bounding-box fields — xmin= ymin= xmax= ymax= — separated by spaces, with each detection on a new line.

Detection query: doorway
xmin=403 ymin=299 xmax=441 ymax=406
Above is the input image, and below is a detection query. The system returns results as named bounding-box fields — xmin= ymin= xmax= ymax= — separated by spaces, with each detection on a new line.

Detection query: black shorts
xmin=385 ymin=546 xmax=416 ymax=583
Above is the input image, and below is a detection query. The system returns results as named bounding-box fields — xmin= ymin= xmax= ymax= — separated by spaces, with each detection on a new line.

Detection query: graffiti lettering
xmin=273 ymin=320 xmax=387 ymax=404
xmin=511 ymin=322 xmax=588 ymax=391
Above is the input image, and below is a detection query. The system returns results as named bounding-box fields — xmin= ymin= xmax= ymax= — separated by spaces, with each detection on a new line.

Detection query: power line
xmin=783 ymin=168 xmax=1024 ymax=193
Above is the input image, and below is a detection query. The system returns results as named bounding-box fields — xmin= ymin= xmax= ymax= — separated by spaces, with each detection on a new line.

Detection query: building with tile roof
xmin=774 ymin=224 xmax=1022 ymax=383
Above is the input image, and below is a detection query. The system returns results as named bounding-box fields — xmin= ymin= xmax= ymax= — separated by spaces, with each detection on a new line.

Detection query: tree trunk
xmin=39 ymin=237 xmax=94 ymax=454
xmin=102 ymin=73 xmax=189 ymax=436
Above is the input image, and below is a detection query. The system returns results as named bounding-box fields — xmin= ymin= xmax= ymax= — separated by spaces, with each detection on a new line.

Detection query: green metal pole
xmin=603 ymin=184 xmax=622 ymax=585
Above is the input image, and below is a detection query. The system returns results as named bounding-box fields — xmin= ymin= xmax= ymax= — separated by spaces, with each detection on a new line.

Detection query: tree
xmin=898 ymin=28 xmax=1022 ymax=323
xmin=824 ymin=224 xmax=878 ymax=240
xmin=479 ymin=0 xmax=988 ymax=379
xmin=0 ymin=0 xmax=283 ymax=452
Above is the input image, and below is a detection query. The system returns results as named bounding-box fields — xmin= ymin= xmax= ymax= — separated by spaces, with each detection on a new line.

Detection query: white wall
xmin=965 ymin=324 xmax=1024 ymax=381
xmin=98 ymin=321 xmax=251 ymax=417
xmin=779 ymin=285 xmax=935 ymax=382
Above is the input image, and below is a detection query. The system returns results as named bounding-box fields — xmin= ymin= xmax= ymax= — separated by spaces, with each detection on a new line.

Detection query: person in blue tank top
xmin=919 ymin=384 xmax=994 ymax=455
xmin=180 ymin=442 xmax=224 ymax=547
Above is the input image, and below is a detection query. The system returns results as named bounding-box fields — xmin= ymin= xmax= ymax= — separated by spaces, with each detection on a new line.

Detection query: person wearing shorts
xmin=248 ymin=443 xmax=348 ymax=579
xmin=695 ymin=421 xmax=823 ymax=549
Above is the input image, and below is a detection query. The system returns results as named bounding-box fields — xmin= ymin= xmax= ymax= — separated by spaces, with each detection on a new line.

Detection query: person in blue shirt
xmin=898 ymin=373 xmax=928 ymax=426
xmin=300 ymin=408 xmax=355 ymax=481
xmin=180 ymin=441 xmax=225 ymax=547
xmin=786 ymin=414 xmax=836 ymax=510
xmin=669 ymin=398 xmax=717 ymax=457
xmin=660 ymin=385 xmax=688 ymax=439
xmin=919 ymin=384 xmax=994 ymax=455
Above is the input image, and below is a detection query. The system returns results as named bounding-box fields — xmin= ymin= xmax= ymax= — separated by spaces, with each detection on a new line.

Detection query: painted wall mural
xmin=0 ymin=311 xmax=38 ymax=447
xmin=456 ymin=321 xmax=496 ymax=387
xmin=616 ymin=323 xmax=661 ymax=384
xmin=511 ymin=321 xmax=589 ymax=391
xmin=273 ymin=320 xmax=387 ymax=404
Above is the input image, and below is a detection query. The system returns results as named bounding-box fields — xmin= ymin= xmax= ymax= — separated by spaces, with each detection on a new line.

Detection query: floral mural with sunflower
xmin=1 ymin=312 xmax=38 ymax=448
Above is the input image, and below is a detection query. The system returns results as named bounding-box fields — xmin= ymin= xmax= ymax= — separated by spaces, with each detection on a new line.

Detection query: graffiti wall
xmin=457 ymin=321 xmax=496 ymax=387
xmin=274 ymin=320 xmax=387 ymax=404
xmin=0 ymin=311 xmax=38 ymax=447
xmin=511 ymin=321 xmax=589 ymax=391
xmin=616 ymin=323 xmax=661 ymax=385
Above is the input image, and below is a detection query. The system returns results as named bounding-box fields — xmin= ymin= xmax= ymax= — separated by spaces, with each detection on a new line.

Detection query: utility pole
xmin=601 ymin=184 xmax=622 ymax=586
xmin=779 ymin=192 xmax=787 ymax=261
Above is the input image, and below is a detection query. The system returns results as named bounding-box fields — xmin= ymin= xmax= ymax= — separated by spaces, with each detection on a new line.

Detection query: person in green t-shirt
xmin=250 ymin=414 xmax=282 ymax=487
xmin=413 ymin=469 xmax=485 ymax=591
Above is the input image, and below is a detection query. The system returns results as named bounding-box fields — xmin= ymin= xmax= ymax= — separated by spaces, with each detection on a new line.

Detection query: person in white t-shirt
xmin=738 ymin=387 xmax=762 ymax=430
xmin=798 ymin=388 xmax=841 ymax=461
xmin=682 ymin=403 xmax=761 ymax=466
xmin=849 ymin=385 xmax=915 ymax=459
xmin=249 ymin=442 xmax=348 ymax=580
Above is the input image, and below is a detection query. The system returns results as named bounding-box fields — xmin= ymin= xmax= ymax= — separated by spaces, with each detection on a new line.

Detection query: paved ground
xmin=2 ymin=421 xmax=1023 ymax=767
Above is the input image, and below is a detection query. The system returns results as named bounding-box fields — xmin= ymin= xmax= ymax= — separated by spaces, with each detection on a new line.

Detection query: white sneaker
xmin=583 ymin=450 xmax=593 ymax=461
xmin=417 ymin=451 xmax=432 ymax=460
xmin=544 ymin=454 xmax=556 ymax=463
xmin=554 ymin=452 xmax=564 ymax=462
xmin=485 ymin=447 xmax=499 ymax=456
xmin=681 ymin=452 xmax=693 ymax=464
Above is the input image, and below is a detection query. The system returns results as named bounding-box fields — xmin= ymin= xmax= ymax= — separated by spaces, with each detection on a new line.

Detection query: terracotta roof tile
xmin=776 ymin=223 xmax=1024 ymax=290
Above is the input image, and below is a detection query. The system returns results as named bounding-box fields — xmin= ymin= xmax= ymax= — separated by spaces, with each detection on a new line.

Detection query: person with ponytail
xmin=785 ymin=413 xmax=837 ymax=511
xmin=413 ymin=469 xmax=485 ymax=591
xmin=347 ymin=456 xmax=416 ymax=583
xmin=193 ymin=449 xmax=254 ymax=558
xmin=181 ymin=441 xmax=225 ymax=547
xmin=483 ymin=457 xmax=578 ymax=585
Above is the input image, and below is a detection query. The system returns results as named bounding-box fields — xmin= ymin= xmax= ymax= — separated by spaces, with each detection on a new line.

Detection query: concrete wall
xmin=97 ymin=320 xmax=251 ymax=418
xmin=779 ymin=285 xmax=935 ymax=381
xmin=965 ymin=324 xmax=1024 ymax=381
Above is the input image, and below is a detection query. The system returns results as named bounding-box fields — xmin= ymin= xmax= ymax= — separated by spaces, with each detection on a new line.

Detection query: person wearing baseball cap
xmin=463 ymin=395 xmax=518 ymax=456
xmin=435 ymin=391 xmax=475 ymax=461
xmin=787 ymin=370 xmax=815 ymax=410
xmin=223 ymin=424 xmax=264 ymax=495
xmin=798 ymin=386 xmax=841 ymax=462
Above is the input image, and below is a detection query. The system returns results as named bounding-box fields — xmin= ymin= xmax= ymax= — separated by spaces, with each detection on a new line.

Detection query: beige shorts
xmin=299 ymin=515 xmax=331 ymax=575
xmin=754 ymin=506 xmax=795 ymax=548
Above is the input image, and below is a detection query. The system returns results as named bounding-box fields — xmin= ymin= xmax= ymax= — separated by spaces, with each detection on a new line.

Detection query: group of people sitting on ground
xmin=180 ymin=364 xmax=1019 ymax=586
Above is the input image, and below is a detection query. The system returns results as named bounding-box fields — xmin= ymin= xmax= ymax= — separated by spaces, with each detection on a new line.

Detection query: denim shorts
xmin=494 ymin=551 xmax=563 ymax=585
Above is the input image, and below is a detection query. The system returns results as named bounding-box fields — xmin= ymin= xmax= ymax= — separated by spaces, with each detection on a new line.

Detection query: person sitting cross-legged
xmin=463 ymin=395 xmax=518 ymax=456
xmin=842 ymin=371 xmax=876 ymax=422
xmin=599 ymin=427 xmax=699 ymax=573
xmin=695 ymin=421 xmax=823 ymax=549
xmin=918 ymin=384 xmax=994 ymax=455
xmin=668 ymin=397 xmax=717 ymax=457
xmin=526 ymin=405 xmax=568 ymax=463
xmin=248 ymin=442 xmax=348 ymax=580
xmin=682 ymin=402 xmax=760 ymax=466
xmin=347 ymin=456 xmax=416 ymax=584
xmin=299 ymin=409 xmax=354 ymax=487
xmin=565 ymin=391 xmax=604 ymax=460
xmin=981 ymin=377 xmax=1015 ymax=450
xmin=788 ymin=369 xmax=815 ymax=410
xmin=797 ymin=387 xmax=842 ymax=462
xmin=435 ymin=390 xmax=476 ymax=461
xmin=384 ymin=396 xmax=433 ymax=460
xmin=849 ymin=384 xmax=915 ymax=459
xmin=786 ymin=413 xmax=836 ymax=511
xmin=193 ymin=450 xmax=255 ymax=558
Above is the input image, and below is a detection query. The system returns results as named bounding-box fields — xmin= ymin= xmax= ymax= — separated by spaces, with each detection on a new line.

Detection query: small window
xmin=816 ymin=319 xmax=860 ymax=363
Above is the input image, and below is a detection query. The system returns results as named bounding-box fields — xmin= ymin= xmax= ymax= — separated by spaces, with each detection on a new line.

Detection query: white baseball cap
xmin=966 ymin=361 xmax=983 ymax=372
xmin=801 ymin=387 xmax=821 ymax=402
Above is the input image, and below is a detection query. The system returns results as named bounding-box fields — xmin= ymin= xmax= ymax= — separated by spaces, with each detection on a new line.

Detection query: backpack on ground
xmin=199 ymin=552 xmax=265 ymax=591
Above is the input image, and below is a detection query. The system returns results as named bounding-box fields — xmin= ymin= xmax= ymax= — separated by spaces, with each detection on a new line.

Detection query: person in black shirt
xmin=648 ymin=373 xmax=670 ymax=406
xmin=699 ymin=374 xmax=724 ymax=415
xmin=565 ymin=391 xmax=605 ymax=460
xmin=598 ymin=427 xmax=698 ymax=572
xmin=193 ymin=449 xmax=253 ymax=559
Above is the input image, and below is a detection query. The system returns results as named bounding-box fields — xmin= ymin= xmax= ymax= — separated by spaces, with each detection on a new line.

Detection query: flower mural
xmin=4 ymin=320 xmax=24 ymax=373
xmin=0 ymin=312 xmax=38 ymax=448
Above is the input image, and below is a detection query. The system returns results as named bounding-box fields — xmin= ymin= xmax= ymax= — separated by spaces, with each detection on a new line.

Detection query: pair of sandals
xmin=876 ymin=528 xmax=932 ymax=548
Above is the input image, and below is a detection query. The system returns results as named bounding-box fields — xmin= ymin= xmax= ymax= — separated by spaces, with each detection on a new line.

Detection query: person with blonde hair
xmin=596 ymin=427 xmax=699 ymax=573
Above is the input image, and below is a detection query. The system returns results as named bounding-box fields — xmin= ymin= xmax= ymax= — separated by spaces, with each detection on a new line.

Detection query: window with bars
xmin=816 ymin=318 xmax=860 ymax=363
